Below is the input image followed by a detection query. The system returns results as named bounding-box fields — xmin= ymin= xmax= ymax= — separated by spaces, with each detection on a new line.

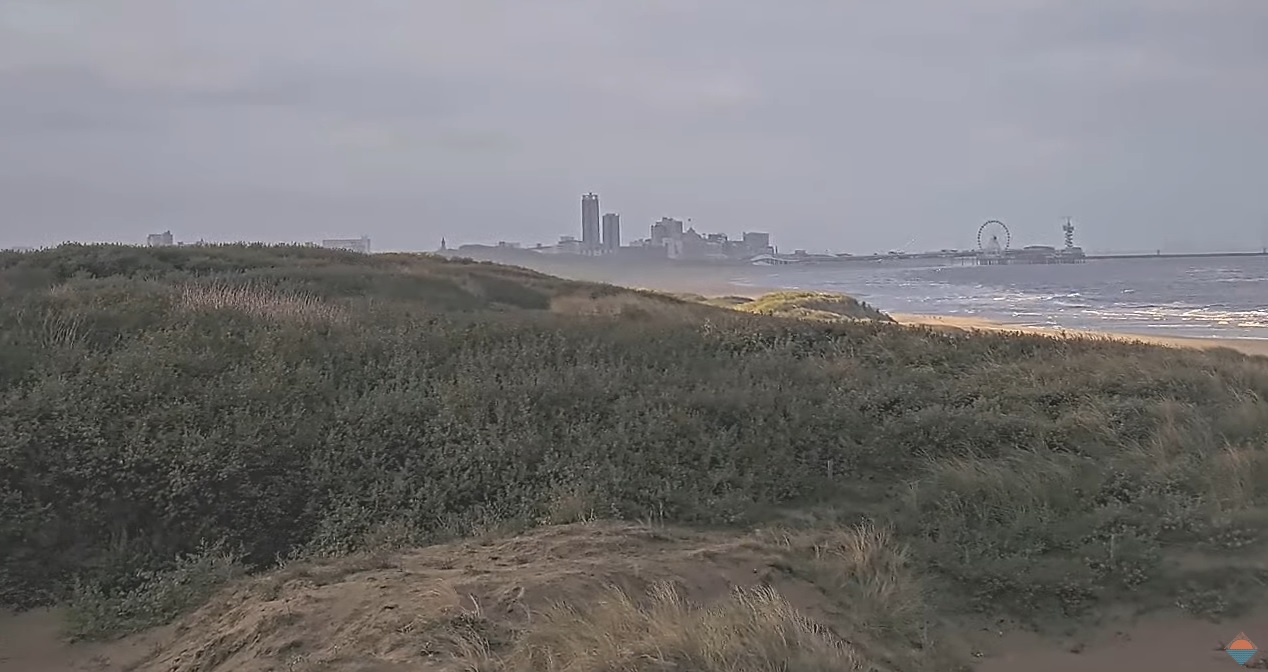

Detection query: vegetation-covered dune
xmin=674 ymin=289 xmax=894 ymax=323
xmin=3 ymin=244 xmax=1268 ymax=670
xmin=732 ymin=290 xmax=893 ymax=322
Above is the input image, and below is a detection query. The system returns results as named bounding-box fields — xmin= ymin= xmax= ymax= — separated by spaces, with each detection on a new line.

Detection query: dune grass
xmin=494 ymin=582 xmax=861 ymax=672
xmin=730 ymin=290 xmax=895 ymax=322
xmin=668 ymin=290 xmax=893 ymax=322
xmin=3 ymin=244 xmax=1268 ymax=664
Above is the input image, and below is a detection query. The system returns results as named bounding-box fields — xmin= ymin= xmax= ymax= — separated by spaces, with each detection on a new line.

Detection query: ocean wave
xmin=778 ymin=259 xmax=1268 ymax=338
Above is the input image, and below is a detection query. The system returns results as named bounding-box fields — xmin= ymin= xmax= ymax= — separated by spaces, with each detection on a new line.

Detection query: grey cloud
xmin=187 ymin=67 xmax=492 ymax=123
xmin=0 ymin=68 xmax=172 ymax=133
xmin=1 ymin=0 xmax=1265 ymax=252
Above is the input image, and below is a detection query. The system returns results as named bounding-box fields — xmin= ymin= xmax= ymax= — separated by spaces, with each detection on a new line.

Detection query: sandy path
xmin=0 ymin=608 xmax=169 ymax=672
xmin=974 ymin=610 xmax=1268 ymax=670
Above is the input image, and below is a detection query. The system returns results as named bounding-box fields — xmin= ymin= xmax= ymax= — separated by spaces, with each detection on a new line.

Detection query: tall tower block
xmin=581 ymin=193 xmax=600 ymax=252
xmin=601 ymin=213 xmax=620 ymax=252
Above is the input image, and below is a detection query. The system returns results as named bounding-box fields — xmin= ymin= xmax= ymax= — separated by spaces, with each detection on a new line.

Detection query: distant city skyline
xmin=3 ymin=207 xmax=1265 ymax=258
xmin=0 ymin=183 xmax=1261 ymax=259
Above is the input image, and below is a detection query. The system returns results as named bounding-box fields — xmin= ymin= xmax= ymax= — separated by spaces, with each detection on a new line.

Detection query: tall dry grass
xmin=548 ymin=291 xmax=706 ymax=322
xmin=409 ymin=524 xmax=939 ymax=671
xmin=497 ymin=582 xmax=860 ymax=672
xmin=175 ymin=282 xmax=348 ymax=325
xmin=807 ymin=524 xmax=926 ymax=632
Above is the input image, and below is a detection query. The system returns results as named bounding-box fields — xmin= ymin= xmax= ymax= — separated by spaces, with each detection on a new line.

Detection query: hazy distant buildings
xmin=450 ymin=191 xmax=774 ymax=262
xmin=743 ymin=232 xmax=772 ymax=255
xmin=633 ymin=219 xmax=774 ymax=260
xmin=581 ymin=193 xmax=600 ymax=252
xmin=649 ymin=217 xmax=684 ymax=246
xmin=146 ymin=231 xmax=174 ymax=247
xmin=321 ymin=236 xmax=371 ymax=254
xmin=601 ymin=213 xmax=620 ymax=252
xmin=546 ymin=235 xmax=582 ymax=255
xmin=645 ymin=218 xmax=681 ymax=259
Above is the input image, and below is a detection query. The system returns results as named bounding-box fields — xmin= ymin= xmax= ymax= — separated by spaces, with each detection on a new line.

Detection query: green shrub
xmin=64 ymin=543 xmax=244 ymax=640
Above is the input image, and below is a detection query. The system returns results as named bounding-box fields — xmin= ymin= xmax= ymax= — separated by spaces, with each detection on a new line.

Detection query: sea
xmin=732 ymin=256 xmax=1268 ymax=341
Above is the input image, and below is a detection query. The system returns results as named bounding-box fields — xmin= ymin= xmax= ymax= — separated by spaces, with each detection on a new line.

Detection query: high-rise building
xmin=650 ymin=217 xmax=684 ymax=246
xmin=742 ymin=231 xmax=772 ymax=255
xmin=601 ymin=213 xmax=620 ymax=252
xmin=146 ymin=231 xmax=174 ymax=247
xmin=581 ymin=193 xmax=600 ymax=252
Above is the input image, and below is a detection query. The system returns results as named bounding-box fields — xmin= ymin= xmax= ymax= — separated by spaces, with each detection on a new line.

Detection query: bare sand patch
xmin=973 ymin=609 xmax=1268 ymax=671
xmin=0 ymin=608 xmax=172 ymax=672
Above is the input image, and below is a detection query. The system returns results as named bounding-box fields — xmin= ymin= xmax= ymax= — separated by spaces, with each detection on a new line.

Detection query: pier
xmin=1086 ymin=251 xmax=1268 ymax=260
xmin=763 ymin=248 xmax=1266 ymax=267
xmin=969 ymin=220 xmax=1086 ymax=265
xmin=972 ymin=247 xmax=1086 ymax=265
xmin=740 ymin=218 xmax=1268 ymax=267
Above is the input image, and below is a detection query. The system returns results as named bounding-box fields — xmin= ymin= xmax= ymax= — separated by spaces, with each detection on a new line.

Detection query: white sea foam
xmin=769 ymin=256 xmax=1268 ymax=339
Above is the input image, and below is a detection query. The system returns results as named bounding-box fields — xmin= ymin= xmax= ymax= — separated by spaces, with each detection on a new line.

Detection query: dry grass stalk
xmin=177 ymin=283 xmax=348 ymax=325
xmin=549 ymin=292 xmax=702 ymax=322
xmin=497 ymin=581 xmax=860 ymax=671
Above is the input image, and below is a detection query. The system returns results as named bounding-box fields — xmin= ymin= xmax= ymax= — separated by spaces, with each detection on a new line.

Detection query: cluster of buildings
xmin=127 ymin=214 xmax=1080 ymax=268
xmin=537 ymin=192 xmax=624 ymax=255
xmin=456 ymin=193 xmax=775 ymax=261
xmin=641 ymin=217 xmax=773 ymax=260
xmin=140 ymin=193 xmax=775 ymax=263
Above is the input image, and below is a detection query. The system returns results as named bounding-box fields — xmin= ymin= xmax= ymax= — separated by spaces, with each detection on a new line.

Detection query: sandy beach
xmin=890 ymin=312 xmax=1268 ymax=358
xmin=622 ymin=277 xmax=1268 ymax=358
xmin=971 ymin=607 xmax=1268 ymax=672
xmin=525 ymin=261 xmax=1268 ymax=359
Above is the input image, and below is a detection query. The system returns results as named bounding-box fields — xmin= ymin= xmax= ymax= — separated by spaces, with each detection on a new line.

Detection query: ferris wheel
xmin=977 ymin=220 xmax=1011 ymax=255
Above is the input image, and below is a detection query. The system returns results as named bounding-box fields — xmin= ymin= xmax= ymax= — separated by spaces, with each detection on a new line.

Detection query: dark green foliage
xmin=63 ymin=543 xmax=244 ymax=640
xmin=3 ymin=243 xmax=1268 ymax=636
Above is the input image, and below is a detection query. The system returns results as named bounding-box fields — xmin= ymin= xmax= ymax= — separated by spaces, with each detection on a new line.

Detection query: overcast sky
xmin=2 ymin=1 xmax=1266 ymax=253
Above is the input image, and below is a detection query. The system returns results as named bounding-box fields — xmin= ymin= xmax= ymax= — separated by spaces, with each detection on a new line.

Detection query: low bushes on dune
xmin=2 ymin=243 xmax=1268 ymax=646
